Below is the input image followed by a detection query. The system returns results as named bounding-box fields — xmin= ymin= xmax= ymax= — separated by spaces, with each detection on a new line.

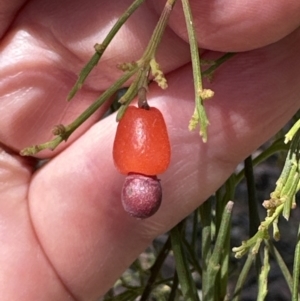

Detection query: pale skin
xmin=1 ymin=0 xmax=300 ymax=299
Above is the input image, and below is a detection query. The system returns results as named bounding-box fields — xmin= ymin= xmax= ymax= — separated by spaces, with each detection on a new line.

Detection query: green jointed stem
xmin=203 ymin=201 xmax=233 ymax=300
xmin=67 ymin=0 xmax=146 ymax=100
xmin=117 ymin=0 xmax=177 ymax=108
xmin=168 ymin=272 xmax=179 ymax=301
xmin=202 ymin=52 xmax=235 ymax=78
xmin=182 ymin=237 xmax=202 ymax=276
xmin=215 ymin=178 xmax=236 ymax=300
xmin=285 ymin=119 xmax=300 ymax=143
xmin=266 ymin=241 xmax=293 ymax=294
xmin=292 ymin=224 xmax=300 ymax=301
xmin=140 ymin=238 xmax=171 ymax=301
xmin=282 ymin=171 xmax=299 ymax=220
xmin=257 ymin=247 xmax=270 ymax=301
xmin=181 ymin=0 xmax=210 ymax=141
xmin=67 ymin=68 xmax=137 ymax=130
xmin=142 ymin=0 xmax=177 ymax=60
xmin=232 ymin=253 xmax=256 ymax=301
xmin=21 ymin=67 xmax=137 ymax=155
xmin=170 ymin=223 xmax=200 ymax=301
xmin=133 ymin=0 xmax=177 ymax=95
xmin=236 ymin=138 xmax=288 ymax=184
xmin=234 ymin=125 xmax=300 ymax=259
xmin=244 ymin=156 xmax=261 ymax=237
xmin=233 ymin=202 xmax=285 ymax=259
xmin=181 ymin=0 xmax=203 ymax=89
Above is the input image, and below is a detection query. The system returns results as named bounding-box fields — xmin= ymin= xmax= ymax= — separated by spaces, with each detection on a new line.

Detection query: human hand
xmin=1 ymin=0 xmax=300 ymax=299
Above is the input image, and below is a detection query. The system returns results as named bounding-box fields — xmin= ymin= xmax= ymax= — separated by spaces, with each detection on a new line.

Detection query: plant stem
xmin=140 ymin=238 xmax=171 ymax=301
xmin=257 ymin=246 xmax=270 ymax=301
xmin=142 ymin=0 xmax=177 ymax=60
xmin=182 ymin=0 xmax=211 ymax=141
xmin=292 ymin=224 xmax=300 ymax=301
xmin=236 ymin=138 xmax=288 ymax=184
xmin=20 ymin=67 xmax=137 ymax=155
xmin=203 ymin=201 xmax=234 ymax=300
xmin=232 ymin=253 xmax=256 ymax=301
xmin=199 ymin=197 xmax=212 ymax=297
xmin=68 ymin=0 xmax=146 ymax=100
xmin=167 ymin=271 xmax=179 ymax=301
xmin=215 ymin=177 xmax=235 ymax=299
xmin=266 ymin=241 xmax=294 ymax=294
xmin=202 ymin=52 xmax=235 ymax=78
xmin=117 ymin=0 xmax=177 ymax=114
xmin=170 ymin=222 xmax=200 ymax=301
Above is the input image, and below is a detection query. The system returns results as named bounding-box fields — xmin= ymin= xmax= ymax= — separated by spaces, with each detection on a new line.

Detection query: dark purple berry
xmin=122 ymin=173 xmax=162 ymax=219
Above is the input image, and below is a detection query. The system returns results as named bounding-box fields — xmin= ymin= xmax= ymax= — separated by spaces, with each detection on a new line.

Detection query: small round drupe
xmin=122 ymin=173 xmax=162 ymax=219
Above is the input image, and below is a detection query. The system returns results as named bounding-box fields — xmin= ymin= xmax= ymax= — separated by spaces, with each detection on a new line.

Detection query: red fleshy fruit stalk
xmin=113 ymin=106 xmax=171 ymax=218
